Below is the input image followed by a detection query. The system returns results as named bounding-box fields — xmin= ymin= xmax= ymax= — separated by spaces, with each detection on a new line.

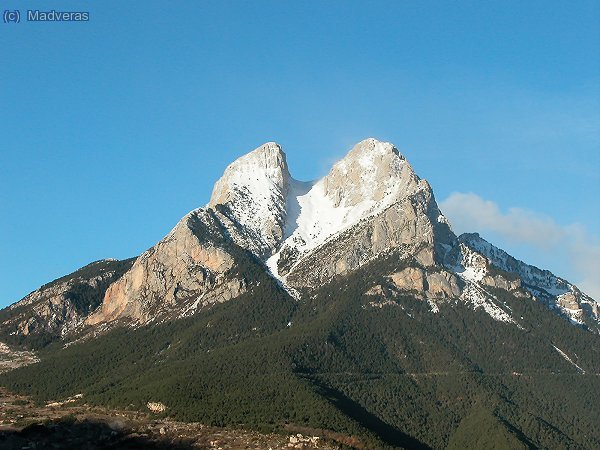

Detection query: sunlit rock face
xmin=87 ymin=209 xmax=246 ymax=325
xmin=4 ymin=138 xmax=597 ymax=335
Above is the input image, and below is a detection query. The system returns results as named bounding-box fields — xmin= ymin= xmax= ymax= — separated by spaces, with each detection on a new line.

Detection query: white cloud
xmin=440 ymin=192 xmax=600 ymax=300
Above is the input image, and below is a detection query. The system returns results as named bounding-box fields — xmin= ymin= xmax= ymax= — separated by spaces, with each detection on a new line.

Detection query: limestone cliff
xmin=269 ymin=138 xmax=455 ymax=289
xmin=3 ymin=138 xmax=597 ymax=337
xmin=0 ymin=259 xmax=134 ymax=343
xmin=87 ymin=210 xmax=246 ymax=325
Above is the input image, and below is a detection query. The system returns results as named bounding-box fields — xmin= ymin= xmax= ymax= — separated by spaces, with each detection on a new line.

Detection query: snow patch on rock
xmin=552 ymin=344 xmax=585 ymax=373
xmin=458 ymin=233 xmax=598 ymax=326
xmin=460 ymin=283 xmax=515 ymax=324
xmin=267 ymin=138 xmax=426 ymax=285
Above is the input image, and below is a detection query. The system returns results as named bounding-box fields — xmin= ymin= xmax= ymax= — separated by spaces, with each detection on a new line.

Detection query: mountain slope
xmin=1 ymin=138 xmax=599 ymax=448
xmin=0 ymin=258 xmax=134 ymax=348
xmin=457 ymin=232 xmax=599 ymax=329
xmin=2 ymin=251 xmax=598 ymax=449
xmin=268 ymin=138 xmax=455 ymax=290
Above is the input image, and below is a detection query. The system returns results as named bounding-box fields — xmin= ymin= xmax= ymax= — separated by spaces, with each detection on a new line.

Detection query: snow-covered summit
xmin=323 ymin=138 xmax=421 ymax=208
xmin=208 ymin=142 xmax=291 ymax=258
xmin=207 ymin=138 xmax=432 ymax=272
xmin=209 ymin=141 xmax=290 ymax=209
xmin=266 ymin=138 xmax=439 ymax=283
xmin=288 ymin=138 xmax=427 ymax=251
xmin=202 ymin=138 xmax=597 ymax=329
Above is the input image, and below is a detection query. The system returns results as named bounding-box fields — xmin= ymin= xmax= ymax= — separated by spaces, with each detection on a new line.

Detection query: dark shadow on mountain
xmin=498 ymin=418 xmax=538 ymax=450
xmin=308 ymin=377 xmax=432 ymax=449
xmin=0 ymin=419 xmax=196 ymax=450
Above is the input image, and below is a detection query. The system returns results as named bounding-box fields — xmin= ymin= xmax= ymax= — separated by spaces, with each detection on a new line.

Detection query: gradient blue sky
xmin=1 ymin=1 xmax=599 ymax=307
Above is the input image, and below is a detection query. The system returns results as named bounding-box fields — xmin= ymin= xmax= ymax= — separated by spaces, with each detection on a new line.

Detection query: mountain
xmin=1 ymin=139 xmax=599 ymax=449
xmin=7 ymin=138 xmax=595 ymax=335
xmin=0 ymin=258 xmax=135 ymax=348
xmin=457 ymin=232 xmax=598 ymax=326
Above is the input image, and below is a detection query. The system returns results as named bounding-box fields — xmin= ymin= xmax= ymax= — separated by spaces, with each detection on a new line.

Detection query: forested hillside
xmin=2 ymin=252 xmax=598 ymax=449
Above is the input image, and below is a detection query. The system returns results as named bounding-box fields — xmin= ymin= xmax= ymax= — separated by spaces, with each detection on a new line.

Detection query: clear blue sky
xmin=1 ymin=1 xmax=599 ymax=307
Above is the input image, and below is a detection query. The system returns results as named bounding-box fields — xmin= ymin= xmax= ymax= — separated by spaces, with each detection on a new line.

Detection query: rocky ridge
xmin=2 ymin=139 xmax=598 ymax=341
xmin=0 ymin=259 xmax=134 ymax=343
xmin=87 ymin=210 xmax=248 ymax=325
xmin=456 ymin=233 xmax=598 ymax=326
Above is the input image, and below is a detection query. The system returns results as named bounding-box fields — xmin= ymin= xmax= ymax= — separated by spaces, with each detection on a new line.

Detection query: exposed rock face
xmin=208 ymin=142 xmax=291 ymax=259
xmin=426 ymin=271 xmax=462 ymax=299
xmin=388 ymin=267 xmax=461 ymax=299
xmin=556 ymin=292 xmax=584 ymax=321
xmin=390 ymin=267 xmax=426 ymax=293
xmin=2 ymin=138 xmax=598 ymax=337
xmin=0 ymin=259 xmax=134 ymax=341
xmin=322 ymin=139 xmax=418 ymax=208
xmin=271 ymin=139 xmax=455 ymax=289
xmin=87 ymin=210 xmax=246 ymax=325
xmin=15 ymin=282 xmax=82 ymax=336
xmin=481 ymin=274 xmax=521 ymax=291
xmin=285 ymin=191 xmax=453 ymax=289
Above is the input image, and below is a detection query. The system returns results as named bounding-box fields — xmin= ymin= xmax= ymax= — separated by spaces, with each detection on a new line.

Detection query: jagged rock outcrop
xmin=426 ymin=271 xmax=462 ymax=298
xmin=2 ymin=138 xmax=598 ymax=336
xmin=389 ymin=267 xmax=426 ymax=293
xmin=270 ymin=139 xmax=455 ymax=289
xmin=481 ymin=274 xmax=521 ymax=291
xmin=0 ymin=259 xmax=134 ymax=342
xmin=87 ymin=209 xmax=247 ymax=325
xmin=388 ymin=267 xmax=461 ymax=299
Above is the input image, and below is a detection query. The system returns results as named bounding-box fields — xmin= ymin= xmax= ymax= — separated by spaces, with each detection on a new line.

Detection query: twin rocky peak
xmin=85 ymin=138 xmax=597 ymax=330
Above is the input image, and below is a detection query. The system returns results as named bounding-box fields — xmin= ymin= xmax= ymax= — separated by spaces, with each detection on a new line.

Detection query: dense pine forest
xmin=1 ymin=252 xmax=599 ymax=449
